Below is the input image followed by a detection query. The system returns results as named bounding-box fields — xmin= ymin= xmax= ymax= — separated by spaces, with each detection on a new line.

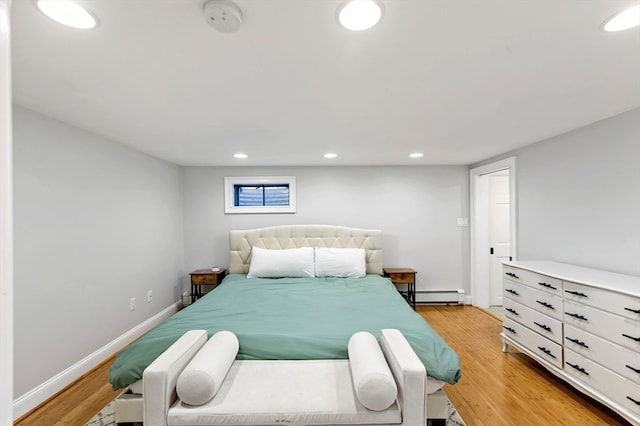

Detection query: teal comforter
xmin=109 ymin=274 xmax=461 ymax=390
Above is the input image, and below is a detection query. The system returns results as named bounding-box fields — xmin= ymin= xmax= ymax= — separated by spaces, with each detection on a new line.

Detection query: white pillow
xmin=315 ymin=247 xmax=366 ymax=278
xmin=247 ymin=246 xmax=315 ymax=278
xmin=348 ymin=331 xmax=398 ymax=411
xmin=176 ymin=331 xmax=239 ymax=406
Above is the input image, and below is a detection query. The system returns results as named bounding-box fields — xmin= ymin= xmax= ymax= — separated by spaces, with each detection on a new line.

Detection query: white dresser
xmin=501 ymin=261 xmax=640 ymax=425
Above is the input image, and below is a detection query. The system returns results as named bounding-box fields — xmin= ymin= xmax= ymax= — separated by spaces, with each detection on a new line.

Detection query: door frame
xmin=470 ymin=157 xmax=517 ymax=308
xmin=0 ymin=0 xmax=14 ymax=423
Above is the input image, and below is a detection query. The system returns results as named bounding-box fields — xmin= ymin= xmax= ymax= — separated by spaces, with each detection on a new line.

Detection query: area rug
xmin=86 ymin=399 xmax=466 ymax=426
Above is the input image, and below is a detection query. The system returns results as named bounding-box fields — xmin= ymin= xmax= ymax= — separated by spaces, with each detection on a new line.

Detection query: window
xmin=234 ymin=184 xmax=290 ymax=207
xmin=224 ymin=176 xmax=296 ymax=214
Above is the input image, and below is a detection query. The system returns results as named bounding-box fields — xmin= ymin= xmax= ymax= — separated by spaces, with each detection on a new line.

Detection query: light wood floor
xmin=15 ymin=305 xmax=631 ymax=426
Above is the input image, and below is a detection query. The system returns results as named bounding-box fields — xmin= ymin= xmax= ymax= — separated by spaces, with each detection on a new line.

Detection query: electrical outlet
xmin=130 ymin=297 xmax=136 ymax=311
xmin=147 ymin=290 xmax=153 ymax=303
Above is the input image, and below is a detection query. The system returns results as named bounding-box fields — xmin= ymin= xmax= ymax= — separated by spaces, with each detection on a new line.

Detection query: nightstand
xmin=383 ymin=268 xmax=416 ymax=309
xmin=189 ymin=269 xmax=227 ymax=303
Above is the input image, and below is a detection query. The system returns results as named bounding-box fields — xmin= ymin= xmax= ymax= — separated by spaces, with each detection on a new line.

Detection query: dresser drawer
xmin=564 ymin=300 xmax=640 ymax=352
xmin=564 ymin=281 xmax=640 ymax=321
xmin=503 ymin=265 xmax=563 ymax=297
xmin=504 ymin=298 xmax=563 ymax=345
xmin=565 ymin=324 xmax=640 ymax=385
xmin=565 ymin=349 xmax=640 ymax=418
xmin=504 ymin=280 xmax=563 ymax=321
xmin=502 ymin=317 xmax=563 ymax=369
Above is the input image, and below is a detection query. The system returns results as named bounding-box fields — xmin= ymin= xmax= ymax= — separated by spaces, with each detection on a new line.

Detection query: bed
xmin=109 ymin=225 xmax=462 ymax=424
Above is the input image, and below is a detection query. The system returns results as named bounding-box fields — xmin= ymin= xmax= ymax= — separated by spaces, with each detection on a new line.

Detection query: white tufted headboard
xmin=229 ymin=224 xmax=383 ymax=275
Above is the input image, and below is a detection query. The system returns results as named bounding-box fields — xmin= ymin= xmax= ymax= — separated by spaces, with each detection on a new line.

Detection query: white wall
xmin=183 ymin=165 xmax=470 ymax=293
xmin=12 ymin=106 xmax=185 ymax=399
xmin=475 ymin=107 xmax=640 ymax=276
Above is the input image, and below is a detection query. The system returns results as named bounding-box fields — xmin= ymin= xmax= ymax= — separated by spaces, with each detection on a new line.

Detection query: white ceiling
xmin=10 ymin=0 xmax=640 ymax=166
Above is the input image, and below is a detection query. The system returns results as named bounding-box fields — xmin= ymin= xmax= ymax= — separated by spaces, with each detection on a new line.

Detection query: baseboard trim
xmin=13 ymin=300 xmax=181 ymax=420
xmin=415 ymin=289 xmax=465 ymax=305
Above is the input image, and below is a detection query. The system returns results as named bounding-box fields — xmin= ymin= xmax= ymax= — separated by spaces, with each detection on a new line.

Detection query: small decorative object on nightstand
xmin=189 ymin=268 xmax=227 ymax=303
xmin=383 ymin=268 xmax=416 ymax=309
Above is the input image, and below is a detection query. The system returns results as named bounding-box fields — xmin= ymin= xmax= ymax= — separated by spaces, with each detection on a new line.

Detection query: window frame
xmin=224 ymin=176 xmax=297 ymax=214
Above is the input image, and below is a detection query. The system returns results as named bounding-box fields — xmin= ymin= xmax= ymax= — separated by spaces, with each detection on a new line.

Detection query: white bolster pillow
xmin=348 ymin=331 xmax=398 ymax=411
xmin=176 ymin=330 xmax=239 ymax=406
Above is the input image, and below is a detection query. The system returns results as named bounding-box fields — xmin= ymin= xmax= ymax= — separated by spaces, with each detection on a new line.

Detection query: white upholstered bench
xmin=141 ymin=329 xmax=427 ymax=426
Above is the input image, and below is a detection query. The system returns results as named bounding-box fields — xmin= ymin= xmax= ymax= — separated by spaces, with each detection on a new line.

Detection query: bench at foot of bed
xmin=114 ymin=328 xmax=453 ymax=426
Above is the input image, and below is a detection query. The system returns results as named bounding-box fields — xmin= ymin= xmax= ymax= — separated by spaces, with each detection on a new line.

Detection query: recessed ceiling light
xmin=324 ymin=153 xmax=338 ymax=159
xmin=409 ymin=152 xmax=424 ymax=158
xmin=233 ymin=153 xmax=248 ymax=159
xmin=36 ymin=0 xmax=97 ymax=29
xmin=337 ymin=0 xmax=383 ymax=31
xmin=603 ymin=5 xmax=640 ymax=32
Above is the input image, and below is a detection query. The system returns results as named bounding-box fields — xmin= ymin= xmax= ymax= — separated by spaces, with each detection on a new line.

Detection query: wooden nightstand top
xmin=190 ymin=268 xmax=227 ymax=276
xmin=383 ymin=268 xmax=416 ymax=275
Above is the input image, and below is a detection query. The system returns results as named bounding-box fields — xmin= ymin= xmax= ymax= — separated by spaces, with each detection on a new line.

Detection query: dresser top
xmin=503 ymin=260 xmax=640 ymax=297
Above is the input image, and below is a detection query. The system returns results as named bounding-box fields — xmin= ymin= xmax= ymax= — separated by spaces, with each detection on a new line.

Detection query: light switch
xmin=456 ymin=217 xmax=469 ymax=227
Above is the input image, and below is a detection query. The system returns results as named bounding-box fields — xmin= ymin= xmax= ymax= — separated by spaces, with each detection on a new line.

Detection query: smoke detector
xmin=203 ymin=0 xmax=243 ymax=33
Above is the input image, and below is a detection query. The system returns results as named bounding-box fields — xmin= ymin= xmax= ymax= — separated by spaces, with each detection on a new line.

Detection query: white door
xmin=488 ymin=173 xmax=510 ymax=306
xmin=470 ymin=156 xmax=517 ymax=309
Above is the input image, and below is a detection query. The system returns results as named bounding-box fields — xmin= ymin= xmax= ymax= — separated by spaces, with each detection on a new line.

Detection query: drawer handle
xmin=537 ymin=346 xmax=556 ymax=358
xmin=505 ymin=272 xmax=520 ymax=279
xmin=538 ymin=282 xmax=557 ymax=290
xmin=565 ymin=290 xmax=588 ymax=298
xmin=565 ymin=312 xmax=588 ymax=321
xmin=622 ymin=333 xmax=640 ymax=342
xmin=626 ymin=365 xmax=640 ymax=374
xmin=505 ymin=289 xmax=520 ymax=296
xmin=566 ymin=362 xmax=589 ymax=375
xmin=624 ymin=307 xmax=640 ymax=314
xmin=503 ymin=326 xmax=516 ymax=334
xmin=627 ymin=396 xmax=640 ymax=406
xmin=565 ymin=337 xmax=589 ymax=348
xmin=505 ymin=308 xmax=519 ymax=316
xmin=536 ymin=300 xmax=555 ymax=310
xmin=534 ymin=322 xmax=552 ymax=332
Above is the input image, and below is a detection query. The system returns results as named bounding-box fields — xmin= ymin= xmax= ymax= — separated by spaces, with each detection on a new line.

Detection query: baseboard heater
xmin=415 ymin=289 xmax=464 ymax=305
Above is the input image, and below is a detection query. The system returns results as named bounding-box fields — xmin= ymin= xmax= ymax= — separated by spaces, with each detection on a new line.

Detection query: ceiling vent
xmin=203 ymin=0 xmax=243 ymax=33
